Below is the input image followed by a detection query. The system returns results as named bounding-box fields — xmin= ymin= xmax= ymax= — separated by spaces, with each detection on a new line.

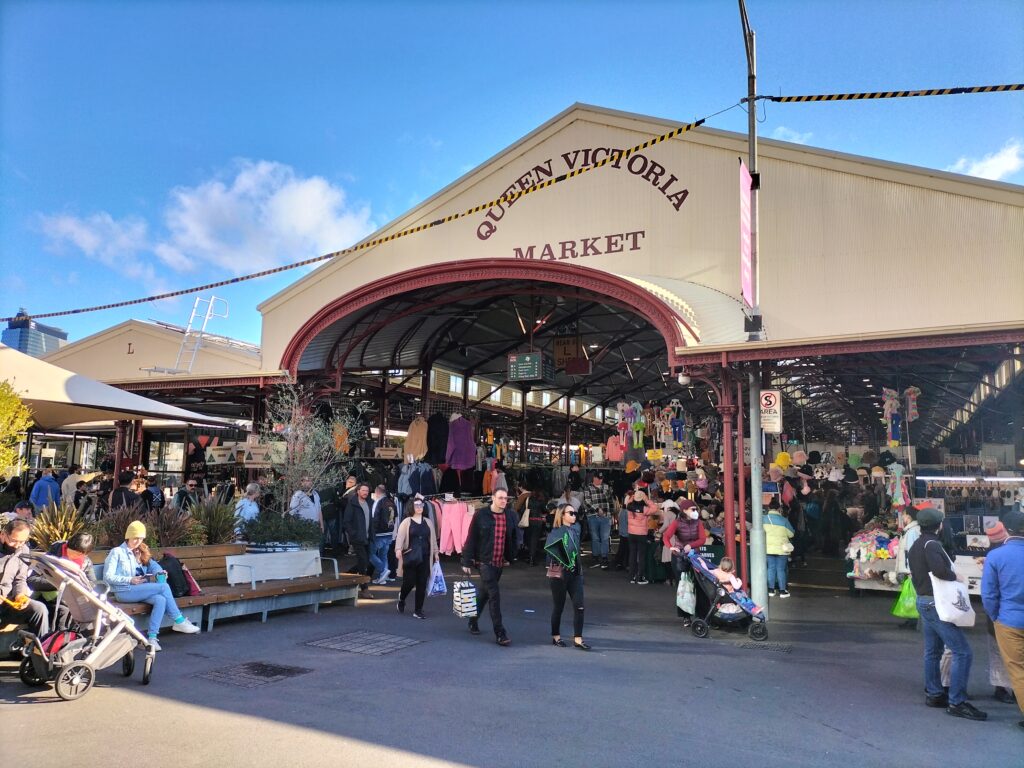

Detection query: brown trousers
xmin=994 ymin=621 xmax=1024 ymax=716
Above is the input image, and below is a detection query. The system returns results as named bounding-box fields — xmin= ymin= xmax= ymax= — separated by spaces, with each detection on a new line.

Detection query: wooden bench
xmin=88 ymin=544 xmax=368 ymax=632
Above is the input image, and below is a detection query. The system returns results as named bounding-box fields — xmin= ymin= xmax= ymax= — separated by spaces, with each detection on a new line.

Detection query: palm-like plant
xmin=31 ymin=502 xmax=86 ymax=550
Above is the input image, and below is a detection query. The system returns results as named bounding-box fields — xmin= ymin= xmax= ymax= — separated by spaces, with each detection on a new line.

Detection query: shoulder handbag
xmin=926 ymin=541 xmax=975 ymax=627
xmin=518 ymin=507 xmax=530 ymax=528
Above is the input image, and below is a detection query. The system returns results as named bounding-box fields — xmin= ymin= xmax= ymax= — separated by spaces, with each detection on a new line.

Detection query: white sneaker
xmin=148 ymin=637 xmax=162 ymax=652
xmin=380 ymin=568 xmax=390 ymax=582
xmin=172 ymin=618 xmax=200 ymax=634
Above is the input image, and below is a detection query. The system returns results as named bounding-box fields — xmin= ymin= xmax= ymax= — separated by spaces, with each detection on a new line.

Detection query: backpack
xmin=158 ymin=553 xmax=190 ymax=598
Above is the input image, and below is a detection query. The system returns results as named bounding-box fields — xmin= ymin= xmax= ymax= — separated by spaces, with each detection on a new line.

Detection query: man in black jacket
xmin=908 ymin=504 xmax=987 ymax=721
xmin=461 ymin=489 xmax=518 ymax=646
xmin=342 ymin=483 xmax=375 ymax=598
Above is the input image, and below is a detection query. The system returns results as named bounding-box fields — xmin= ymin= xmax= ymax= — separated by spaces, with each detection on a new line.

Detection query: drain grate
xmin=306 ymin=631 xmax=422 ymax=656
xmin=737 ymin=641 xmax=792 ymax=653
xmin=198 ymin=661 xmax=312 ymax=688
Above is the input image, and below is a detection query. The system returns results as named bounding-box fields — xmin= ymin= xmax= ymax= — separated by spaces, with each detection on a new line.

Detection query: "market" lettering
xmin=512 ymin=230 xmax=646 ymax=261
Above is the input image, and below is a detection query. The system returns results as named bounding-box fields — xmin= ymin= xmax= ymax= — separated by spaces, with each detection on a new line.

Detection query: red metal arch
xmin=280 ymin=259 xmax=693 ymax=374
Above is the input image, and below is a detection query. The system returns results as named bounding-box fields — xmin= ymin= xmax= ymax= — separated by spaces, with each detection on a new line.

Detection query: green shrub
xmin=93 ymin=502 xmax=148 ymax=548
xmin=240 ymin=510 xmax=321 ymax=545
xmin=31 ymin=502 xmax=86 ymax=550
xmin=192 ymin=497 xmax=241 ymax=545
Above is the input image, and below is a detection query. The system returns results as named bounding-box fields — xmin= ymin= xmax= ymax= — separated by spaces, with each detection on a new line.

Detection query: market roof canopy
xmin=0 ymin=343 xmax=234 ymax=430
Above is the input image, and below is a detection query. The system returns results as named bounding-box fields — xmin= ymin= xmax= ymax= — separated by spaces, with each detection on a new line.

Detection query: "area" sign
xmin=759 ymin=390 xmax=783 ymax=434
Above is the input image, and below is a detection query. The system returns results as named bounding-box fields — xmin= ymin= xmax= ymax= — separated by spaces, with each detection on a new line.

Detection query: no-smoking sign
xmin=759 ymin=389 xmax=783 ymax=433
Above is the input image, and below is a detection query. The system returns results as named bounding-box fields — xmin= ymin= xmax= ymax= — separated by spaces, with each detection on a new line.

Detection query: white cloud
xmin=40 ymin=211 xmax=155 ymax=281
xmin=946 ymin=139 xmax=1023 ymax=181
xmin=770 ymin=126 xmax=813 ymax=145
xmin=39 ymin=160 xmax=375 ymax=280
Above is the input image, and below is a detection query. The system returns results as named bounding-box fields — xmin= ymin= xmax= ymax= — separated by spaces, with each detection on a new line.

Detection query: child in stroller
xmin=686 ymin=550 xmax=768 ymax=641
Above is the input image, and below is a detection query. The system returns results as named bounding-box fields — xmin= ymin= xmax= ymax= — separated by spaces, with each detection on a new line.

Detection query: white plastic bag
xmin=428 ymin=561 xmax=447 ymax=597
xmin=676 ymin=571 xmax=696 ymax=615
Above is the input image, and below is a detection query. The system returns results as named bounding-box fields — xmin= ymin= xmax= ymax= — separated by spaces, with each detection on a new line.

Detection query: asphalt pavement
xmin=2 ymin=555 xmax=1021 ymax=768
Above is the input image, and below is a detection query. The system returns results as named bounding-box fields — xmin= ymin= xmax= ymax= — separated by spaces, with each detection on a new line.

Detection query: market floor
xmin=2 ymin=558 xmax=1020 ymax=768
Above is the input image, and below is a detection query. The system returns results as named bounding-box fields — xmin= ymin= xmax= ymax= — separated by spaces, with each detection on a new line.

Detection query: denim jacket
xmin=103 ymin=543 xmax=159 ymax=590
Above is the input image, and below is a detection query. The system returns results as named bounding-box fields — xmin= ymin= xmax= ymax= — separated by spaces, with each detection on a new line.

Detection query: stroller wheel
xmin=142 ymin=653 xmax=154 ymax=685
xmin=122 ymin=652 xmax=135 ymax=677
xmin=18 ymin=656 xmax=48 ymax=688
xmin=54 ymin=662 xmax=95 ymax=701
xmin=691 ymin=619 xmax=710 ymax=639
xmin=748 ymin=621 xmax=769 ymax=641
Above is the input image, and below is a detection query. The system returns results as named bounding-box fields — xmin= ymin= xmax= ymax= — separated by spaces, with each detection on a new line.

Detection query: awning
xmin=1 ymin=343 xmax=236 ymax=430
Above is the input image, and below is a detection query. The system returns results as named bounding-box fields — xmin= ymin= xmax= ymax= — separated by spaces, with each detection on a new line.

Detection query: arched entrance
xmin=281 ymin=260 xmax=697 ymax=374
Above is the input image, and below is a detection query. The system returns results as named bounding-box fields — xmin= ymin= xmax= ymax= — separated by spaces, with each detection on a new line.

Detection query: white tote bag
xmin=926 ymin=542 xmax=975 ymax=627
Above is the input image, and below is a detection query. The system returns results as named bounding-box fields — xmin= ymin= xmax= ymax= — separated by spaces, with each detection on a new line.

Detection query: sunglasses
xmin=186 ymin=484 xmax=196 ymax=488
xmin=564 ymin=509 xmax=577 ymax=515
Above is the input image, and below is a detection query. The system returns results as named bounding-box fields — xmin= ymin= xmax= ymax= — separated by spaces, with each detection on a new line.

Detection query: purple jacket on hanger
xmin=445 ymin=416 xmax=477 ymax=470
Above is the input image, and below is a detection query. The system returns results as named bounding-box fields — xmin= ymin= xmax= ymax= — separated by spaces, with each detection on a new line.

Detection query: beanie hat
xmin=677 ymin=498 xmax=696 ymax=510
xmin=808 ymin=450 xmax=821 ymax=465
xmin=984 ymin=521 xmax=1008 ymax=545
xmin=915 ymin=505 xmax=944 ymax=528
xmin=125 ymin=520 xmax=147 ymax=540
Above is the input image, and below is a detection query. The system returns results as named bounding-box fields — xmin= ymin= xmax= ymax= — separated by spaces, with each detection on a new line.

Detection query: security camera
xmin=677 ymin=372 xmax=691 ymax=386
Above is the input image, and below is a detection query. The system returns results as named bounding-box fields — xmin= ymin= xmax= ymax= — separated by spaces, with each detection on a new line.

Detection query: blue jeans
xmin=916 ymin=596 xmax=973 ymax=705
xmin=588 ymin=515 xmax=611 ymax=559
xmin=766 ymin=555 xmax=788 ymax=590
xmin=115 ymin=582 xmax=183 ymax=637
xmin=370 ymin=535 xmax=391 ymax=579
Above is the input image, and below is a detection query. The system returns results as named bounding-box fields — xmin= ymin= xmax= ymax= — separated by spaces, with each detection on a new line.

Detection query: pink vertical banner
xmin=739 ymin=159 xmax=754 ymax=309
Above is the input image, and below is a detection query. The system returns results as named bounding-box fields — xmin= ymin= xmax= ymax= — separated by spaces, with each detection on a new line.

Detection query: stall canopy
xmin=0 ymin=343 xmax=234 ymax=430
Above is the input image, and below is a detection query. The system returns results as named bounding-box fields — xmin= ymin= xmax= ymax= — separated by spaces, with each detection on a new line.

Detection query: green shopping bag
xmin=891 ymin=576 xmax=919 ymax=619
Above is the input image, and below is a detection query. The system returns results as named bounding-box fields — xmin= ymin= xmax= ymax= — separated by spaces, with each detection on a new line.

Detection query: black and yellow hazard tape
xmin=3 ymin=117 xmax=708 ymax=322
xmin=767 ymin=83 xmax=1023 ymax=103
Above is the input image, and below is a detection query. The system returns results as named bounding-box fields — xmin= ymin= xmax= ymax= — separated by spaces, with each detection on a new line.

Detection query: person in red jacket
xmin=625 ymin=488 xmax=658 ymax=585
xmin=663 ymin=499 xmax=708 ymax=625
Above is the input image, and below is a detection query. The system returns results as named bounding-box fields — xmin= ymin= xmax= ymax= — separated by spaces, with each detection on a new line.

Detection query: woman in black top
xmin=394 ymin=498 xmax=439 ymax=619
xmin=546 ymin=503 xmax=589 ymax=650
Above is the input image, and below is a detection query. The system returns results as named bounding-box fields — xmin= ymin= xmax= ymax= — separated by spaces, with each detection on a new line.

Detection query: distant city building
xmin=2 ymin=309 xmax=68 ymax=357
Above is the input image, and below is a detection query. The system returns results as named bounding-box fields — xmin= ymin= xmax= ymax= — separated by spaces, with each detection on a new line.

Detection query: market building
xmin=36 ymin=104 xmax=1024 ymax=571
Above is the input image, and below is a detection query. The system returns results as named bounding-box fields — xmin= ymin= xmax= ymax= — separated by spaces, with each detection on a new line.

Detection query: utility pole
xmin=740 ymin=0 xmax=767 ymax=611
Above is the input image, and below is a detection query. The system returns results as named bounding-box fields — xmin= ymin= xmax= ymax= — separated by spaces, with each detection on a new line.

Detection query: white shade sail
xmin=0 ymin=343 xmax=234 ymax=430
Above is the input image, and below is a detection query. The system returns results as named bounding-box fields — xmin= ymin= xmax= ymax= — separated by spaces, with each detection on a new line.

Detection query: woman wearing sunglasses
xmin=546 ymin=503 xmax=590 ymax=650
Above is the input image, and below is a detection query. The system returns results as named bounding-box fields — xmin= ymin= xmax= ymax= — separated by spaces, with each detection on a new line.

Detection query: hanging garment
xmin=405 ymin=416 xmax=429 ymax=460
xmin=446 ymin=415 xmax=477 ymax=470
xmin=426 ymin=413 xmax=450 ymax=464
xmin=606 ymin=435 xmax=625 ymax=463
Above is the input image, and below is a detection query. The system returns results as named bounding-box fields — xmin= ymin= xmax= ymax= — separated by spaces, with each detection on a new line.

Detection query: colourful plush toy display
xmin=775 ymin=451 xmax=792 ymax=470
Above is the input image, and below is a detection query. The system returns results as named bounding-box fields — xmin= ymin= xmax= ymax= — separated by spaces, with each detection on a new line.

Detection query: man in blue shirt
xmin=981 ymin=510 xmax=1024 ymax=731
xmin=29 ymin=468 xmax=60 ymax=510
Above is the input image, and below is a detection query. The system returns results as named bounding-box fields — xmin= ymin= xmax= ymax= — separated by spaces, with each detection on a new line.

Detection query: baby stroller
xmin=15 ymin=552 xmax=155 ymax=700
xmin=686 ymin=550 xmax=768 ymax=641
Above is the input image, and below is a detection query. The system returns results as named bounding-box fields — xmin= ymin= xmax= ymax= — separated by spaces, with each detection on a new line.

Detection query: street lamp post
xmin=740 ymin=0 xmax=767 ymax=610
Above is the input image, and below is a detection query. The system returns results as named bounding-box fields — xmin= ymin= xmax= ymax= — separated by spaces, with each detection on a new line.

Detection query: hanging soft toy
xmin=882 ymin=388 xmax=901 ymax=447
xmin=848 ymin=453 xmax=861 ymax=469
xmin=791 ymin=450 xmax=808 ymax=467
xmin=887 ymin=463 xmax=909 ymax=509
xmin=904 ymin=387 xmax=921 ymax=422
xmin=768 ymin=464 xmax=784 ymax=483
xmin=775 ymin=451 xmax=792 ymax=470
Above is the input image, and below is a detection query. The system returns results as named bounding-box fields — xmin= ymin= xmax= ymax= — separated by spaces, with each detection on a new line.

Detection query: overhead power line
xmin=761 ymin=82 xmax=1022 ymax=103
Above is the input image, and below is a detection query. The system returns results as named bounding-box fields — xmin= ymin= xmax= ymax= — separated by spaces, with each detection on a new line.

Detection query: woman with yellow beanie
xmin=102 ymin=520 xmax=200 ymax=651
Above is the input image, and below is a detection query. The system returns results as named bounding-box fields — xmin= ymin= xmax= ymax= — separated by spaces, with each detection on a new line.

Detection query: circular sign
xmin=760 ymin=392 xmax=777 ymax=409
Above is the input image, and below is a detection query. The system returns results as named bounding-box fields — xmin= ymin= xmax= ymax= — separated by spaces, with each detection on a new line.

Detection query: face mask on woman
xmin=688 ymin=509 xmax=699 ymax=520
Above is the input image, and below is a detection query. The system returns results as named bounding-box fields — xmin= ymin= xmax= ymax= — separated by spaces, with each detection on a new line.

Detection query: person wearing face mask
xmin=0 ymin=520 xmax=50 ymax=637
xmin=662 ymin=498 xmax=707 ymax=625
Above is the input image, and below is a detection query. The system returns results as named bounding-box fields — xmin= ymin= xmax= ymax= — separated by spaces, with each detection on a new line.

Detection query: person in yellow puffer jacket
xmin=764 ymin=500 xmax=795 ymax=598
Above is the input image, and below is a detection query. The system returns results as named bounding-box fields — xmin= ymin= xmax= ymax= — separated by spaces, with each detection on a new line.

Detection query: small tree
xmin=259 ymin=378 xmax=370 ymax=513
xmin=0 ymin=380 xmax=33 ymax=480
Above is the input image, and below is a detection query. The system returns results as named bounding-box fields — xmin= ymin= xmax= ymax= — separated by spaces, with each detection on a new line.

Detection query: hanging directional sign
xmin=759 ymin=389 xmax=783 ymax=434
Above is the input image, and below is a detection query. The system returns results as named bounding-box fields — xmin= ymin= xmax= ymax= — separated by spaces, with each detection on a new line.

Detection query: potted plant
xmin=239 ymin=509 xmax=321 ymax=553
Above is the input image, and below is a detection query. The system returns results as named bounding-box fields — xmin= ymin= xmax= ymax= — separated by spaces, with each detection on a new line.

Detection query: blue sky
xmin=2 ymin=0 xmax=1021 ymax=346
